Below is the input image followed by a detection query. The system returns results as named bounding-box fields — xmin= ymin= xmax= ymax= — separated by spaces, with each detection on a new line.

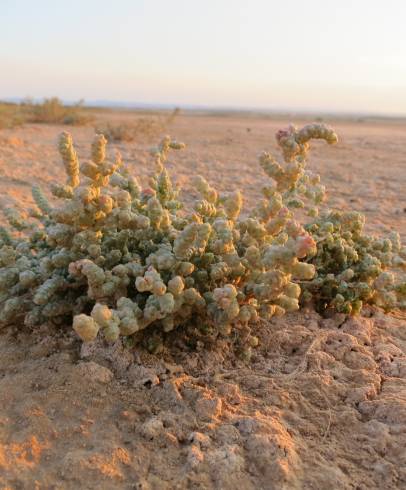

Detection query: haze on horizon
xmin=2 ymin=0 xmax=406 ymax=116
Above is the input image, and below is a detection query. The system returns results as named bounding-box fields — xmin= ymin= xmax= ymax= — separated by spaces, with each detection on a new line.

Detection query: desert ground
xmin=0 ymin=111 xmax=405 ymax=489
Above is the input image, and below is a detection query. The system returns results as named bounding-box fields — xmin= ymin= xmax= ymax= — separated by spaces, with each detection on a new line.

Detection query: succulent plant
xmin=271 ymin=124 xmax=406 ymax=314
xmin=302 ymin=210 xmax=406 ymax=314
xmin=0 ymin=122 xmax=403 ymax=355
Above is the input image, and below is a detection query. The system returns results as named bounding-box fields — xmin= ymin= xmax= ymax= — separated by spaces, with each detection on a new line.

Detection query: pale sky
xmin=1 ymin=0 xmax=406 ymax=115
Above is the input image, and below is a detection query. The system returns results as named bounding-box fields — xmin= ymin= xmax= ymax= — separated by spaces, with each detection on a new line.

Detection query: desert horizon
xmin=4 ymin=96 xmax=406 ymax=121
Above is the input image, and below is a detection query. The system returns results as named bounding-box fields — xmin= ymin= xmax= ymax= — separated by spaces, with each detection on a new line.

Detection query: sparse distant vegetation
xmin=22 ymin=97 xmax=93 ymax=125
xmin=0 ymin=102 xmax=26 ymax=129
xmin=166 ymin=107 xmax=180 ymax=125
xmin=96 ymin=118 xmax=165 ymax=143
xmin=96 ymin=108 xmax=181 ymax=143
xmin=0 ymin=100 xmax=179 ymax=135
xmin=0 ymin=97 xmax=93 ymax=129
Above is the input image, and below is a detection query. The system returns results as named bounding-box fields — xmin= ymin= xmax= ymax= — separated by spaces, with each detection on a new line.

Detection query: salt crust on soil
xmin=0 ymin=115 xmax=405 ymax=489
xmin=1 ymin=307 xmax=405 ymax=489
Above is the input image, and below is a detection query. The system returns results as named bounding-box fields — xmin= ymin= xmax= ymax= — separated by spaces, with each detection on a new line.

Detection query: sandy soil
xmin=0 ymin=112 xmax=405 ymax=489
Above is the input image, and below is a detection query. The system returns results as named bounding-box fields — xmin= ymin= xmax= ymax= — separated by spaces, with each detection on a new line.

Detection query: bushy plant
xmin=0 ymin=126 xmax=335 ymax=352
xmin=165 ymin=107 xmax=181 ymax=125
xmin=96 ymin=108 xmax=180 ymax=143
xmin=96 ymin=118 xmax=165 ymax=143
xmin=0 ymin=102 xmax=26 ymax=129
xmin=26 ymin=97 xmax=93 ymax=125
xmin=269 ymin=123 xmax=406 ymax=314
xmin=0 ymin=123 xmax=403 ymax=355
xmin=0 ymin=98 xmax=93 ymax=128
xmin=302 ymin=211 xmax=406 ymax=313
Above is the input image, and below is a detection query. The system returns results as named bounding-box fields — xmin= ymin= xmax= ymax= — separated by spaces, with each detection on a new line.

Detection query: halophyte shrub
xmin=96 ymin=108 xmax=180 ymax=143
xmin=303 ymin=209 xmax=406 ymax=313
xmin=0 ymin=123 xmax=404 ymax=356
xmin=270 ymin=123 xmax=406 ymax=314
xmin=96 ymin=118 xmax=164 ymax=143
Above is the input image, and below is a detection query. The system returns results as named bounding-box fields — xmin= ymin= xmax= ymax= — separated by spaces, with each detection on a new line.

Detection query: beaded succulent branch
xmin=265 ymin=123 xmax=406 ymax=314
xmin=0 ymin=123 xmax=404 ymax=355
xmin=302 ymin=210 xmax=406 ymax=313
